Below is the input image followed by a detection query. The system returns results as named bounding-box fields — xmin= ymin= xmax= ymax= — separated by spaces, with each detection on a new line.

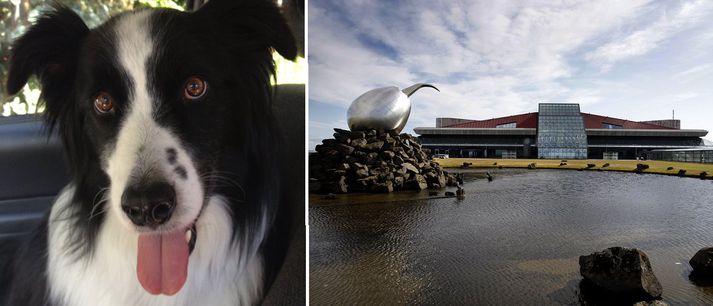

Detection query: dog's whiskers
xmin=200 ymin=172 xmax=247 ymax=203
xmin=88 ymin=188 xmax=110 ymax=221
xmin=88 ymin=200 xmax=110 ymax=221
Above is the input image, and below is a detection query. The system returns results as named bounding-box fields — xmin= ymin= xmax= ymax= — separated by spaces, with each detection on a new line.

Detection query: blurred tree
xmin=0 ymin=0 xmax=185 ymax=117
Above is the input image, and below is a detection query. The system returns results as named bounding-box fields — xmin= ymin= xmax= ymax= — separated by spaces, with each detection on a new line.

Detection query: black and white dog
xmin=3 ymin=0 xmax=296 ymax=305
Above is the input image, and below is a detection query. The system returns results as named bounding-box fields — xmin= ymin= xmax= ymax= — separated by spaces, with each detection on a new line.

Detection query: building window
xmin=602 ymin=123 xmax=623 ymax=129
xmin=496 ymin=122 xmax=517 ymax=128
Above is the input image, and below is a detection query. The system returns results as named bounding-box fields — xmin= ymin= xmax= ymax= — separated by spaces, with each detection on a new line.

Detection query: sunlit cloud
xmin=309 ymin=0 xmax=713 ymax=148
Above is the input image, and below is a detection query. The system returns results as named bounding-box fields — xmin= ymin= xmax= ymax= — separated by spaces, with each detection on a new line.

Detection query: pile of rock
xmin=309 ymin=128 xmax=457 ymax=193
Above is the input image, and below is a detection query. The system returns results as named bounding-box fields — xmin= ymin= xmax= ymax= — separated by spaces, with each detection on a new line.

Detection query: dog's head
xmin=6 ymin=0 xmax=295 ymax=295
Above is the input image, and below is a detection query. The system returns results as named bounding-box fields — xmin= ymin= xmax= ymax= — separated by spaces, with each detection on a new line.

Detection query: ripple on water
xmin=310 ymin=170 xmax=713 ymax=305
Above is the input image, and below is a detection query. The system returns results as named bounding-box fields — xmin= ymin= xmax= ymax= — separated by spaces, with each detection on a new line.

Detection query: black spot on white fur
xmin=166 ymin=147 xmax=177 ymax=164
xmin=174 ymin=165 xmax=187 ymax=179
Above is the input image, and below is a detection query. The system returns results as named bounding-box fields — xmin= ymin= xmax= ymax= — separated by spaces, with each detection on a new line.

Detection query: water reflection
xmin=310 ymin=170 xmax=713 ymax=305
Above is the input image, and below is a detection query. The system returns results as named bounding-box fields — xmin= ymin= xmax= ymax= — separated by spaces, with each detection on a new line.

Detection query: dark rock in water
xmin=690 ymin=247 xmax=713 ymax=276
xmin=446 ymin=175 xmax=458 ymax=187
xmin=425 ymin=172 xmax=447 ymax=189
xmin=329 ymin=176 xmax=348 ymax=194
xmin=678 ymin=169 xmax=687 ymax=177
xmin=445 ymin=191 xmax=456 ymax=197
xmin=587 ymin=163 xmax=596 ymax=168
xmin=527 ymin=163 xmax=536 ymax=169
xmin=603 ymin=163 xmax=610 ymax=168
xmin=579 ymin=247 xmax=662 ymax=300
xmin=666 ymin=166 xmax=674 ymax=171
xmin=456 ymin=186 xmax=464 ymax=196
xmin=453 ymin=173 xmax=463 ymax=185
xmin=636 ymin=164 xmax=649 ymax=170
xmin=579 ymin=280 xmax=669 ymax=306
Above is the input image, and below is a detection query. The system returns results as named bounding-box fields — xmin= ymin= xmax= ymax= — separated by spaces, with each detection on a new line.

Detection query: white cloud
xmin=586 ymin=0 xmax=713 ymax=70
xmin=309 ymin=0 xmax=713 ymax=146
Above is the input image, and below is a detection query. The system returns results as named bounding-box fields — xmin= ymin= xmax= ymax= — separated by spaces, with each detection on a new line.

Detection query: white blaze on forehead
xmin=107 ymin=11 xmax=155 ymax=210
xmin=107 ymin=11 xmax=203 ymax=230
xmin=116 ymin=11 xmax=154 ymax=118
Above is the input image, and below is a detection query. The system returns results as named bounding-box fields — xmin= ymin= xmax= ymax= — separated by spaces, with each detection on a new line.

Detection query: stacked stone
xmin=310 ymin=128 xmax=457 ymax=193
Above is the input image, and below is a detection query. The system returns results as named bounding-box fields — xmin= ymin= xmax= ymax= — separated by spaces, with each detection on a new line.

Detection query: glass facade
xmin=650 ymin=149 xmax=713 ymax=164
xmin=537 ymin=103 xmax=588 ymax=159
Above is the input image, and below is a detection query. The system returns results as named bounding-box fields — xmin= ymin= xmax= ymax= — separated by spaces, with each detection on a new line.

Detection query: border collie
xmin=3 ymin=0 xmax=296 ymax=305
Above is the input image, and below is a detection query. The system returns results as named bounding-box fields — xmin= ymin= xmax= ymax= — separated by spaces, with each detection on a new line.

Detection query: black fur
xmin=3 ymin=1 xmax=296 ymax=304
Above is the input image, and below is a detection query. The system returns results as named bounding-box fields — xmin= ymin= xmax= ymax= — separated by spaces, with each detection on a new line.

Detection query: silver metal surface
xmin=347 ymin=83 xmax=439 ymax=133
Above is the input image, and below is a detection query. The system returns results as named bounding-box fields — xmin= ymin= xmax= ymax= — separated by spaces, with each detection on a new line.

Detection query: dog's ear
xmin=196 ymin=0 xmax=298 ymax=60
xmin=6 ymin=5 xmax=89 ymax=98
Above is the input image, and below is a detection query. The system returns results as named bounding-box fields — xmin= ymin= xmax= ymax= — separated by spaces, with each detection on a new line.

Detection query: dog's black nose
xmin=121 ymin=182 xmax=175 ymax=227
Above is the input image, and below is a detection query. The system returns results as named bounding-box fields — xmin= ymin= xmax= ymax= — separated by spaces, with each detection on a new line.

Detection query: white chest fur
xmin=46 ymin=187 xmax=263 ymax=306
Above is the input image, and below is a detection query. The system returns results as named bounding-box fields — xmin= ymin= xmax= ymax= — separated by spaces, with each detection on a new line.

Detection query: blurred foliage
xmin=1 ymin=0 xmax=303 ymax=118
xmin=0 ymin=0 xmax=185 ymax=117
xmin=274 ymin=53 xmax=306 ymax=85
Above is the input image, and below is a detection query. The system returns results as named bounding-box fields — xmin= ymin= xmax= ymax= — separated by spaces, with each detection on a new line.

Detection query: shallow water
xmin=309 ymin=169 xmax=713 ymax=305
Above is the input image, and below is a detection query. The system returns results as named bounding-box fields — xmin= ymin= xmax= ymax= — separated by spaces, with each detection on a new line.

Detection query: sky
xmin=308 ymin=0 xmax=713 ymax=150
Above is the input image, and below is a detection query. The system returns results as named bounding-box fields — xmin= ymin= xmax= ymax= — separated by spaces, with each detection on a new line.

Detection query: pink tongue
xmin=137 ymin=229 xmax=189 ymax=295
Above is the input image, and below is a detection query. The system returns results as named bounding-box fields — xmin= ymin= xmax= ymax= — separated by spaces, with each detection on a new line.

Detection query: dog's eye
xmin=93 ymin=92 xmax=114 ymax=113
xmin=184 ymin=77 xmax=207 ymax=100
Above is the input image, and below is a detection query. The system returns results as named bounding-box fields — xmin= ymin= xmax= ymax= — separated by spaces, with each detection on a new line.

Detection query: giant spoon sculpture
xmin=347 ymin=83 xmax=439 ymax=133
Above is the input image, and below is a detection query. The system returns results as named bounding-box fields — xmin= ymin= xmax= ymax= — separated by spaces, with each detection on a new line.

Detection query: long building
xmin=414 ymin=103 xmax=708 ymax=160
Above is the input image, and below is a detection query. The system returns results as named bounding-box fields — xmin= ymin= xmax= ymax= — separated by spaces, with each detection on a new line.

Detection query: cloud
xmin=586 ymin=0 xmax=713 ymax=70
xmin=309 ymin=0 xmax=713 ymax=147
